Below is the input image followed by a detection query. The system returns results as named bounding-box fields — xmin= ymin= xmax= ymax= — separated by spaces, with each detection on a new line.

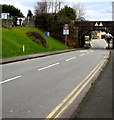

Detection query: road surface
xmin=90 ymin=39 xmax=108 ymax=49
xmin=1 ymin=39 xmax=109 ymax=118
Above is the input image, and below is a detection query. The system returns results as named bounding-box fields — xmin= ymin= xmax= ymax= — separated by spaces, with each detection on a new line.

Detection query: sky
xmin=0 ymin=0 xmax=113 ymax=21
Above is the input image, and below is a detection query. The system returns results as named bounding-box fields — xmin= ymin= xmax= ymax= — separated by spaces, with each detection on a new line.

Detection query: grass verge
xmin=2 ymin=27 xmax=70 ymax=58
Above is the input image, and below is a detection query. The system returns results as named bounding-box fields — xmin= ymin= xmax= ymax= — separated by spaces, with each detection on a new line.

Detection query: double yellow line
xmin=46 ymin=54 xmax=107 ymax=119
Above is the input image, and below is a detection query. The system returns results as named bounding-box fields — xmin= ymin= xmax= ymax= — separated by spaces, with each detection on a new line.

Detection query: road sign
xmin=95 ymin=22 xmax=98 ymax=26
xmin=63 ymin=24 xmax=69 ymax=47
xmin=63 ymin=30 xmax=69 ymax=35
xmin=63 ymin=24 xmax=69 ymax=35
xmin=45 ymin=32 xmax=50 ymax=36
xmin=99 ymin=22 xmax=103 ymax=26
xmin=64 ymin=24 xmax=69 ymax=30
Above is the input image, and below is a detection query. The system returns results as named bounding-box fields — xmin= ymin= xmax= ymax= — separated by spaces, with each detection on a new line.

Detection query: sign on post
xmin=63 ymin=24 xmax=69 ymax=35
xmin=45 ymin=32 xmax=50 ymax=37
xmin=63 ymin=24 xmax=69 ymax=46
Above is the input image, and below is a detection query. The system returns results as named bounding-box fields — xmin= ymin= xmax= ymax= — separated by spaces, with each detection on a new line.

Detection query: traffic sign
xmin=63 ymin=24 xmax=69 ymax=47
xmin=45 ymin=32 xmax=50 ymax=36
xmin=64 ymin=24 xmax=69 ymax=30
xmin=63 ymin=24 xmax=69 ymax=35
xmin=63 ymin=30 xmax=69 ymax=35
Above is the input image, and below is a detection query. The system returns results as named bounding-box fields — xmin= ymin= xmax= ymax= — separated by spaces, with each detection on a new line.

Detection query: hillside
xmin=2 ymin=27 xmax=68 ymax=58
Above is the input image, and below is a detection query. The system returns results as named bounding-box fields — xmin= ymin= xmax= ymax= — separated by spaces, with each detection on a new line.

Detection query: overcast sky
xmin=0 ymin=0 xmax=113 ymax=21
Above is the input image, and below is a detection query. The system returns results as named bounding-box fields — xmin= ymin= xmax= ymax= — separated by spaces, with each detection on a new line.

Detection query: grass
xmin=2 ymin=27 xmax=70 ymax=58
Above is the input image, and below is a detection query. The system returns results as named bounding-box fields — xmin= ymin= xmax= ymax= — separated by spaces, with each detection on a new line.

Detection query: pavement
xmin=73 ymin=50 xmax=113 ymax=118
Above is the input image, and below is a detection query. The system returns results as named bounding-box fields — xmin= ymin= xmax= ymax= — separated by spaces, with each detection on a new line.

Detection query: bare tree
xmin=54 ymin=0 xmax=58 ymax=13
xmin=59 ymin=0 xmax=62 ymax=11
xmin=35 ymin=0 xmax=63 ymax=15
xmin=53 ymin=0 xmax=63 ymax=14
xmin=35 ymin=0 xmax=48 ymax=15
xmin=47 ymin=1 xmax=52 ymax=13
xmin=72 ymin=2 xmax=86 ymax=20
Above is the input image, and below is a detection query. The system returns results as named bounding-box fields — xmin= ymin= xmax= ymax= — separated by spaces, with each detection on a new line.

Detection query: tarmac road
xmin=1 ymin=40 xmax=109 ymax=118
xmin=91 ymin=39 xmax=108 ymax=49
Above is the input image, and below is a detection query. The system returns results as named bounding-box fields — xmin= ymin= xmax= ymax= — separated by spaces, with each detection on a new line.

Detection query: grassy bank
xmin=2 ymin=27 xmax=69 ymax=58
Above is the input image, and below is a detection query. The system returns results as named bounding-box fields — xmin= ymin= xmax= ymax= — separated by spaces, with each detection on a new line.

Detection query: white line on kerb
xmin=65 ymin=57 xmax=76 ymax=62
xmin=0 ymin=75 xmax=21 ymax=84
xmin=80 ymin=54 xmax=85 ymax=56
xmin=38 ymin=63 xmax=60 ymax=71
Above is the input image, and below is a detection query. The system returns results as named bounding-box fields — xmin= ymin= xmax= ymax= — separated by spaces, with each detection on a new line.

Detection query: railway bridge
xmin=74 ymin=21 xmax=114 ymax=48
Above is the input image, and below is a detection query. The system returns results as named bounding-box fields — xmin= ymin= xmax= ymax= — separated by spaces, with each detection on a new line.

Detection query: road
xmin=90 ymin=39 xmax=108 ymax=49
xmin=1 ymin=39 xmax=109 ymax=118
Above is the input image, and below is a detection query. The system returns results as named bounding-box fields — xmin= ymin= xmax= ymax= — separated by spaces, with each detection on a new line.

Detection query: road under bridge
xmin=74 ymin=21 xmax=114 ymax=48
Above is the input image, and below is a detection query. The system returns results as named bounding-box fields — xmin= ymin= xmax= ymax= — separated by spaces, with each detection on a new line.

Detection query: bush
xmin=27 ymin=32 xmax=48 ymax=47
xmin=35 ymin=6 xmax=78 ymax=48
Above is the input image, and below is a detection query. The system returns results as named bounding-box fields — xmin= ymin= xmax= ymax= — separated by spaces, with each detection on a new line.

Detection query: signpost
xmin=45 ymin=32 xmax=50 ymax=37
xmin=63 ymin=24 xmax=69 ymax=47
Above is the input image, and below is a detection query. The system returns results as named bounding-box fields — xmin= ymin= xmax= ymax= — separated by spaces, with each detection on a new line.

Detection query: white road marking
xmin=80 ymin=54 xmax=85 ymax=56
xmin=80 ymin=50 xmax=88 ymax=53
xmin=65 ymin=57 xmax=76 ymax=62
xmin=0 ymin=75 xmax=21 ymax=84
xmin=38 ymin=63 xmax=60 ymax=71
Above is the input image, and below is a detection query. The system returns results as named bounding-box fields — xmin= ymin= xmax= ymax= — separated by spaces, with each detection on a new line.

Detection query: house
xmin=1 ymin=13 xmax=9 ymax=19
xmin=17 ymin=17 xmax=25 ymax=26
xmin=0 ymin=13 xmax=12 ymax=28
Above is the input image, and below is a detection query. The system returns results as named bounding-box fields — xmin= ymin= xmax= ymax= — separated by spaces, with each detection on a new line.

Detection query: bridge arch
xmin=74 ymin=21 xmax=114 ymax=48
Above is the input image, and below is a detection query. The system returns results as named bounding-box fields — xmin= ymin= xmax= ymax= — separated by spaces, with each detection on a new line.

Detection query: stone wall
xmin=2 ymin=18 xmax=12 ymax=28
xmin=24 ymin=18 xmax=35 ymax=27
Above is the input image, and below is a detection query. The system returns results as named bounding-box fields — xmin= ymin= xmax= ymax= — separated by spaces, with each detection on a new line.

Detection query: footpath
xmin=73 ymin=50 xmax=113 ymax=118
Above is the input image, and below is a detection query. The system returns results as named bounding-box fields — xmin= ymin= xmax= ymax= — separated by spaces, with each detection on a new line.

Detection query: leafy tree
xmin=2 ymin=4 xmax=24 ymax=26
xmin=27 ymin=10 xmax=33 ymax=18
xmin=12 ymin=16 xmax=17 ymax=26
xmin=2 ymin=4 xmax=24 ymax=17
xmin=58 ymin=5 xmax=76 ymax=21
xmin=35 ymin=5 xmax=78 ymax=47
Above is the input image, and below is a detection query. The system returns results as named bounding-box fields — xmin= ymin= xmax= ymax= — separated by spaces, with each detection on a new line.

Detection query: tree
xmin=58 ymin=5 xmax=76 ymax=21
xmin=27 ymin=10 xmax=33 ymax=18
xmin=2 ymin=4 xmax=24 ymax=17
xmin=35 ymin=0 xmax=62 ymax=15
xmin=12 ymin=16 xmax=17 ymax=26
xmin=52 ymin=0 xmax=63 ymax=13
xmin=35 ymin=3 xmax=78 ymax=47
xmin=72 ymin=2 xmax=86 ymax=21
xmin=35 ymin=0 xmax=48 ymax=15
